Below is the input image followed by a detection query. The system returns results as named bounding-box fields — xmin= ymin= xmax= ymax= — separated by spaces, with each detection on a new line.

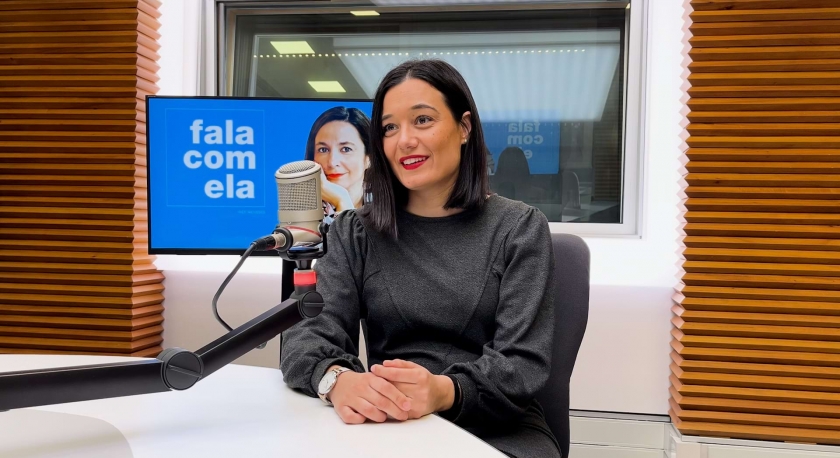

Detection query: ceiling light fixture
xmin=270 ymin=41 xmax=315 ymax=54
xmin=351 ymin=10 xmax=380 ymax=16
xmin=308 ymin=81 xmax=346 ymax=93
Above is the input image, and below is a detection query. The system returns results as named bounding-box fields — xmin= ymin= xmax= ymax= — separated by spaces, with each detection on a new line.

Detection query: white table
xmin=0 ymin=355 xmax=503 ymax=458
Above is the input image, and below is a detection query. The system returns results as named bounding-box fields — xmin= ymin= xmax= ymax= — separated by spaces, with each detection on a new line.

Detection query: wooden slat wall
xmin=0 ymin=0 xmax=164 ymax=357
xmin=673 ymin=0 xmax=840 ymax=444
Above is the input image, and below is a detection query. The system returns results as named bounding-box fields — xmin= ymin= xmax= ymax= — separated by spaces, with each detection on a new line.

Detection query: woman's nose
xmin=327 ymin=151 xmax=341 ymax=168
xmin=397 ymin=128 xmax=418 ymax=151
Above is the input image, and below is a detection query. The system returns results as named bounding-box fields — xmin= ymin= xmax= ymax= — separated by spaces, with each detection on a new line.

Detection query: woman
xmin=281 ymin=60 xmax=560 ymax=458
xmin=304 ymin=106 xmax=371 ymax=213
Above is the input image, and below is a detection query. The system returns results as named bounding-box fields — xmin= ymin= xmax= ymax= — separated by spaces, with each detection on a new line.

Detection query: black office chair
xmin=536 ymin=233 xmax=590 ymax=458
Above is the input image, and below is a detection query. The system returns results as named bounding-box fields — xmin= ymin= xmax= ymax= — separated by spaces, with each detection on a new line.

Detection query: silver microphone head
xmin=274 ymin=160 xmax=323 ymax=245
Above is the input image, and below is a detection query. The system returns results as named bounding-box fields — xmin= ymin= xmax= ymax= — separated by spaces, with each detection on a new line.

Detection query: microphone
xmin=252 ymin=160 xmax=324 ymax=252
xmin=275 ymin=160 xmax=324 ymax=244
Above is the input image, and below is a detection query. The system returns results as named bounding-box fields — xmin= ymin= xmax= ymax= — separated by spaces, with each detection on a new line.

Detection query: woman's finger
xmin=371 ymin=364 xmax=420 ymax=383
xmin=369 ymin=376 xmax=412 ymax=412
xmin=336 ymin=405 xmax=366 ymax=425
xmin=363 ymin=386 xmax=409 ymax=421
xmin=383 ymin=359 xmax=418 ymax=368
xmin=349 ymin=398 xmax=387 ymax=423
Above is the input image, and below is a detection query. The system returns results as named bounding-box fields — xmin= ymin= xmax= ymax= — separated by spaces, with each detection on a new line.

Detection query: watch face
xmin=318 ymin=371 xmax=335 ymax=394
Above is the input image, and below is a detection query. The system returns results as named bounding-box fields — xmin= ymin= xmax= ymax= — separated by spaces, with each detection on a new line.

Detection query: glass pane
xmin=233 ymin=8 xmax=625 ymax=223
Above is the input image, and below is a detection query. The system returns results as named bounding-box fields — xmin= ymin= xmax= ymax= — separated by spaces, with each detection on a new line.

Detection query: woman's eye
xmin=341 ymin=146 xmax=353 ymax=153
xmin=317 ymin=147 xmax=329 ymax=153
xmin=416 ymin=115 xmax=433 ymax=125
xmin=383 ymin=124 xmax=397 ymax=135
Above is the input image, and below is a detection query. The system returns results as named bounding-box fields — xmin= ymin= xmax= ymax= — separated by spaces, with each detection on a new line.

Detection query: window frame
xmin=202 ymin=0 xmax=648 ymax=237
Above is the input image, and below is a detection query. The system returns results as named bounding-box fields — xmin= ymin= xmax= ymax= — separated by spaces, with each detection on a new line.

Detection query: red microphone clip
xmin=293 ymin=270 xmax=317 ymax=287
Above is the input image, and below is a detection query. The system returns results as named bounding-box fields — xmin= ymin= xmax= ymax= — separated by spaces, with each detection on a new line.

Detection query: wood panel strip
xmin=0 ymin=109 xmax=142 ymax=121
xmin=688 ymin=86 xmax=840 ymax=97
xmin=0 ymin=282 xmax=164 ymax=298
xmin=685 ymin=162 xmax=840 ymax=173
xmin=0 ymin=335 xmax=161 ymax=353
xmin=691 ymin=1 xmax=840 ymax=11
xmin=690 ymin=45 xmax=840 ymax=60
xmin=0 ymin=304 xmax=163 ymax=318
xmin=682 ymin=247 xmax=840 ymax=264
xmin=688 ymin=72 xmax=840 ymax=86
xmin=682 ymin=222 xmax=840 ymax=238
xmin=682 ymin=261 xmax=840 ymax=277
xmin=0 ymin=324 xmax=164 ymax=342
xmin=688 ymin=112 xmax=840 ymax=123
xmin=672 ymin=385 xmax=840 ymax=418
xmin=0 ymin=272 xmax=162 ymax=288
xmin=688 ymin=125 xmax=840 ymax=137
xmin=688 ymin=98 xmax=840 ymax=111
xmin=686 ymin=148 xmax=840 ymax=162
xmin=691 ymin=9 xmax=840 ymax=23
xmin=672 ymin=351 xmax=840 ymax=379
xmin=690 ymin=34 xmax=840 ymax=48
xmin=681 ymin=273 xmax=840 ymax=290
xmin=674 ymin=339 xmax=840 ymax=366
xmin=0 ymin=262 xmax=158 ymax=275
xmin=690 ymin=59 xmax=840 ymax=73
xmin=0 ymin=197 xmax=140 ymax=209
xmin=684 ymin=199 xmax=840 ymax=213
xmin=672 ymin=374 xmax=840 ymax=405
xmin=672 ymin=363 xmax=840 ymax=392
xmin=674 ymin=317 xmax=840 ymax=341
xmin=672 ymin=400 xmax=840 ymax=433
xmin=685 ymin=173 xmax=840 ymax=187
xmin=673 ymin=308 xmax=840 ymax=332
xmin=0 ymin=314 xmax=162 ymax=331
xmin=676 ymin=293 xmax=840 ymax=315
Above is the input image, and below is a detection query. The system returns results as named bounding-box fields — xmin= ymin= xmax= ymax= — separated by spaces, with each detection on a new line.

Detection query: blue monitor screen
xmin=147 ymin=96 xmax=373 ymax=254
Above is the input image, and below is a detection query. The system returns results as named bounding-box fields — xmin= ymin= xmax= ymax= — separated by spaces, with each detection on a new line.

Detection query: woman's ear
xmin=460 ymin=111 xmax=472 ymax=141
xmin=365 ymin=155 xmax=371 ymax=169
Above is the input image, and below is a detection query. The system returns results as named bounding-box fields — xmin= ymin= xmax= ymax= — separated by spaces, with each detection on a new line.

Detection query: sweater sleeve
xmin=279 ymin=211 xmax=367 ymax=396
xmin=441 ymin=207 xmax=556 ymax=426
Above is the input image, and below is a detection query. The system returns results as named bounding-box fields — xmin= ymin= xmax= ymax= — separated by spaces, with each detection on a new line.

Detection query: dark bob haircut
xmin=360 ymin=59 xmax=490 ymax=239
xmin=304 ymin=106 xmax=371 ymax=162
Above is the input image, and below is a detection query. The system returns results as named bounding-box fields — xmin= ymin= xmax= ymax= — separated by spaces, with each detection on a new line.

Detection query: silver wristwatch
xmin=318 ymin=366 xmax=351 ymax=404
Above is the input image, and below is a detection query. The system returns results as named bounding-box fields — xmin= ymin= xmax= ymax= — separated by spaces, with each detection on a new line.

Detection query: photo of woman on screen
xmin=304 ymin=106 xmax=371 ymax=216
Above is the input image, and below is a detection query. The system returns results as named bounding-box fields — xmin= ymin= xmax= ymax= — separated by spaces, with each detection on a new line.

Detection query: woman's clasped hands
xmin=328 ymin=359 xmax=455 ymax=424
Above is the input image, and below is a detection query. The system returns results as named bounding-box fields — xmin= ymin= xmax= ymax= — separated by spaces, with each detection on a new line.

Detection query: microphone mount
xmin=274 ymin=220 xmax=330 ymax=269
xmin=0 ymin=296 xmax=317 ymax=411
xmin=274 ymin=220 xmax=330 ymax=327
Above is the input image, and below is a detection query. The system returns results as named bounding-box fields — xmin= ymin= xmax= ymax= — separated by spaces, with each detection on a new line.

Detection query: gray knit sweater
xmin=280 ymin=195 xmax=559 ymax=457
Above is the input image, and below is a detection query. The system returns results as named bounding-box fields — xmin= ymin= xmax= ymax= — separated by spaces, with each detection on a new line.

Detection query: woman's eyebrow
xmin=382 ymin=104 xmax=439 ymax=122
xmin=316 ymin=140 xmax=355 ymax=146
xmin=411 ymin=103 xmax=438 ymax=113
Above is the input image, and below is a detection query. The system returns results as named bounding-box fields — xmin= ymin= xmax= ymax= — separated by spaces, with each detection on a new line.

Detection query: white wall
xmin=570 ymin=0 xmax=684 ymax=414
xmin=154 ymin=0 xmax=685 ymax=414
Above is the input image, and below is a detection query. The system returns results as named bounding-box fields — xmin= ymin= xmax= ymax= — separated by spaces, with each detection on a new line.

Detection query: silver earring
xmin=461 ymin=138 xmax=467 ymax=144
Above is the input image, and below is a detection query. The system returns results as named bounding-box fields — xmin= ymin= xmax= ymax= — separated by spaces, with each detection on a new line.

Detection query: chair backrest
xmin=535 ymin=233 xmax=590 ymax=458
xmin=561 ymin=171 xmax=581 ymax=210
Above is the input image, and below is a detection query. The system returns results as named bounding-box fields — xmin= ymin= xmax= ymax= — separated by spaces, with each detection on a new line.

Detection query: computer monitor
xmin=146 ymin=96 xmax=373 ymax=254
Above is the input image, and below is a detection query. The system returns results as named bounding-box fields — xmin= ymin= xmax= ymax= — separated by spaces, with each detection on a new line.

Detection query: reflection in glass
xmin=236 ymin=8 xmax=625 ymax=223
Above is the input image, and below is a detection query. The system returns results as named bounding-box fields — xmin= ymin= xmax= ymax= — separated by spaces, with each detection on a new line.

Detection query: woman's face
xmin=313 ymin=121 xmax=367 ymax=191
xmin=381 ymin=78 xmax=470 ymax=195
